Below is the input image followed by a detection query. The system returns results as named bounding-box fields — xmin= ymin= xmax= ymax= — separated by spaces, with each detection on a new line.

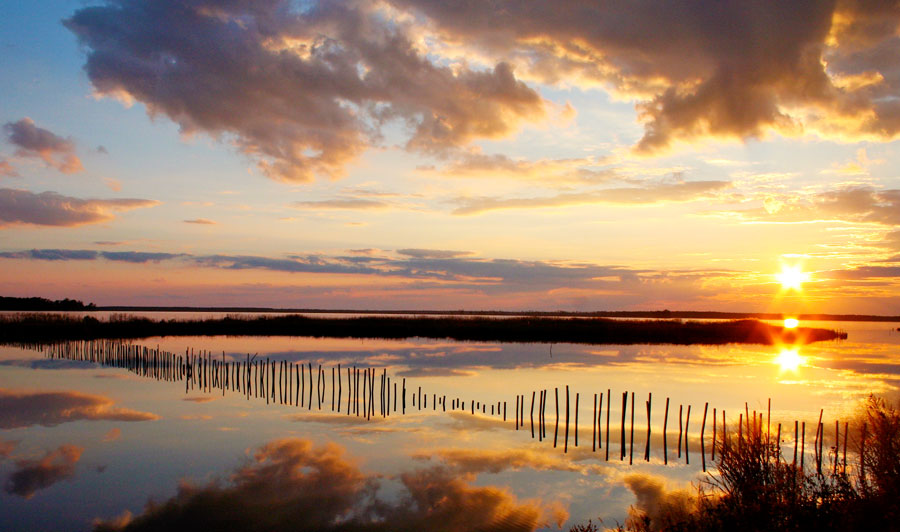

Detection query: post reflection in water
xmin=0 ymin=320 xmax=897 ymax=531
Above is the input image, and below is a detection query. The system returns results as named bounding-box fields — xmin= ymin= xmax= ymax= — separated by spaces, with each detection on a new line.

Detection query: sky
xmin=0 ymin=0 xmax=899 ymax=313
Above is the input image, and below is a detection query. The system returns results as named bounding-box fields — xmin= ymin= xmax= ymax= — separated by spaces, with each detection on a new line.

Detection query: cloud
xmin=183 ymin=218 xmax=216 ymax=225
xmin=417 ymin=447 xmax=607 ymax=476
xmin=3 ymin=118 xmax=83 ymax=173
xmin=0 ymin=188 xmax=158 ymax=228
xmin=0 ymin=249 xmax=179 ymax=263
xmin=103 ymin=428 xmax=122 ymax=442
xmin=93 ymin=438 xmax=561 ymax=531
xmin=100 ymin=251 xmax=183 ymax=263
xmin=431 ymin=152 xmax=615 ymax=183
xmin=827 ymin=265 xmax=900 ymax=280
xmin=396 ymin=1 xmax=900 ymax=151
xmin=293 ymin=199 xmax=391 ymax=210
xmin=0 ymin=389 xmax=159 ymax=429
xmin=622 ymin=474 xmax=697 ymax=531
xmin=0 ymin=159 xmax=17 ymax=177
xmin=396 ymin=248 xmax=473 ymax=259
xmin=0 ymin=438 xmax=16 ymax=460
xmin=4 ymin=444 xmax=83 ymax=498
xmin=452 ymin=180 xmax=732 ymax=215
xmin=0 ymin=247 xmax=728 ymax=302
xmin=66 ymin=0 xmax=545 ymax=183
xmin=735 ymin=187 xmax=900 ymax=225
xmin=182 ymin=397 xmax=217 ymax=404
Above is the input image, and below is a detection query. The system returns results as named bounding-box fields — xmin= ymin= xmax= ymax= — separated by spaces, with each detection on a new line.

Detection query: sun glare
xmin=775 ymin=348 xmax=804 ymax=372
xmin=776 ymin=265 xmax=809 ymax=291
xmin=783 ymin=317 xmax=799 ymax=329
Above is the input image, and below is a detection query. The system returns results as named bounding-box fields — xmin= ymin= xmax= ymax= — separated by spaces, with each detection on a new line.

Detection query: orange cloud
xmin=4 ymin=444 xmax=83 ymax=499
xmin=0 ymin=188 xmax=158 ymax=228
xmin=93 ymin=438 xmax=563 ymax=531
xmin=3 ymin=118 xmax=83 ymax=174
xmin=0 ymin=389 xmax=159 ymax=428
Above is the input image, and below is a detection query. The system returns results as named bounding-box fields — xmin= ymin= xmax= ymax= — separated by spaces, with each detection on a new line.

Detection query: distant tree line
xmin=0 ymin=313 xmax=845 ymax=345
xmin=0 ymin=296 xmax=96 ymax=311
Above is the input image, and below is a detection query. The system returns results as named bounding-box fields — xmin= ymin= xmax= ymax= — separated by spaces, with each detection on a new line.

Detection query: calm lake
xmin=1 ymin=315 xmax=898 ymax=531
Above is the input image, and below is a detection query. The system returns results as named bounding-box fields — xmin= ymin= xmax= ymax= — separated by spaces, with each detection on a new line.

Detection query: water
xmin=0 ymin=318 xmax=897 ymax=531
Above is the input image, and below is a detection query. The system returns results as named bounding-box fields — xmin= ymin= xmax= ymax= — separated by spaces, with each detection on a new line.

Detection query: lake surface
xmin=1 ymin=317 xmax=898 ymax=531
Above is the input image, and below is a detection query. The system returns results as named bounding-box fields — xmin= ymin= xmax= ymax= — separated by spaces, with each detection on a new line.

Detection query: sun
xmin=783 ymin=317 xmax=799 ymax=329
xmin=775 ymin=348 xmax=804 ymax=372
xmin=776 ymin=265 xmax=810 ymax=291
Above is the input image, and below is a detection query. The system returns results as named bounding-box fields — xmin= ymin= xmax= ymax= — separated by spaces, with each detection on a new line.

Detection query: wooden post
xmin=722 ymin=410 xmax=727 ymax=453
xmin=700 ymin=403 xmax=708 ymax=472
xmin=554 ymin=387 xmax=559 ymax=449
xmin=574 ymin=393 xmax=579 ymax=448
xmin=620 ymin=392 xmax=627 ymax=461
xmin=629 ymin=392 xmax=635 ymax=465
xmin=678 ymin=405 xmax=684 ymax=458
xmin=531 ymin=391 xmax=536 ymax=438
xmin=605 ymin=389 xmax=611 ymax=462
xmin=663 ymin=398 xmax=669 ymax=465
xmin=793 ymin=420 xmax=799 ymax=466
xmin=598 ymin=393 xmax=603 ymax=450
xmin=860 ymin=422 xmax=867 ymax=483
xmin=564 ymin=386 xmax=570 ymax=453
xmin=800 ymin=421 xmax=806 ymax=469
xmin=645 ymin=393 xmax=652 ymax=462
xmin=776 ymin=423 xmax=782 ymax=462
xmin=516 ymin=394 xmax=520 ymax=430
xmin=684 ymin=405 xmax=691 ymax=465
xmin=593 ymin=394 xmax=597 ymax=452
xmin=712 ymin=407 xmax=717 ymax=461
xmin=842 ymin=421 xmax=848 ymax=474
xmin=767 ymin=398 xmax=771 ymax=458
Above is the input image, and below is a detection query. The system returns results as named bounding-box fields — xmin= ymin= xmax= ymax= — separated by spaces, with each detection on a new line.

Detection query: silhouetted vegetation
xmin=0 ymin=313 xmax=845 ymax=345
xmin=0 ymin=296 xmax=96 ymax=311
xmin=574 ymin=396 xmax=900 ymax=532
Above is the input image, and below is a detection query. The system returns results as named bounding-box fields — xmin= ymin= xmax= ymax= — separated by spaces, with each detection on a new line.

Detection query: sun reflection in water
xmin=775 ymin=347 xmax=804 ymax=372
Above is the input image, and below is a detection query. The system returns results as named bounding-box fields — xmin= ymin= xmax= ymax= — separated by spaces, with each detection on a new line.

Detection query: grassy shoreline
xmin=0 ymin=313 xmax=846 ymax=345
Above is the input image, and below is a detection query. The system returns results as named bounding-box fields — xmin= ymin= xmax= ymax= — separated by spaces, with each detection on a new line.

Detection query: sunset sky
xmin=1 ymin=0 xmax=899 ymax=313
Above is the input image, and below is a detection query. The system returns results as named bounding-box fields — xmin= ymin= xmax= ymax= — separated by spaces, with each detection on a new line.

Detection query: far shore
xmin=0 ymin=313 xmax=847 ymax=346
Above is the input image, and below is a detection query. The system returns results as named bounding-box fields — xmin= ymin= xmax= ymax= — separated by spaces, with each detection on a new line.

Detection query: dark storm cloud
xmin=94 ymin=438 xmax=563 ymax=531
xmin=390 ymin=0 xmax=900 ymax=150
xmin=65 ymin=0 xmax=545 ymax=183
xmin=452 ymin=180 xmax=732 ymax=215
xmin=0 ymin=188 xmax=158 ymax=227
xmin=3 ymin=118 xmax=83 ymax=173
xmin=4 ymin=444 xmax=83 ymax=499
xmin=0 ymin=389 xmax=159 ymax=429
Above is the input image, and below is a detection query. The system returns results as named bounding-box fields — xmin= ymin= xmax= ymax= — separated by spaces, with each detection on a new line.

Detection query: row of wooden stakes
xmin=23 ymin=340 xmax=856 ymax=473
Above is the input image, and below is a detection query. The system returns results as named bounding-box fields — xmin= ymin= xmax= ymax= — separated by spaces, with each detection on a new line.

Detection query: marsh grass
xmin=584 ymin=396 xmax=900 ymax=532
